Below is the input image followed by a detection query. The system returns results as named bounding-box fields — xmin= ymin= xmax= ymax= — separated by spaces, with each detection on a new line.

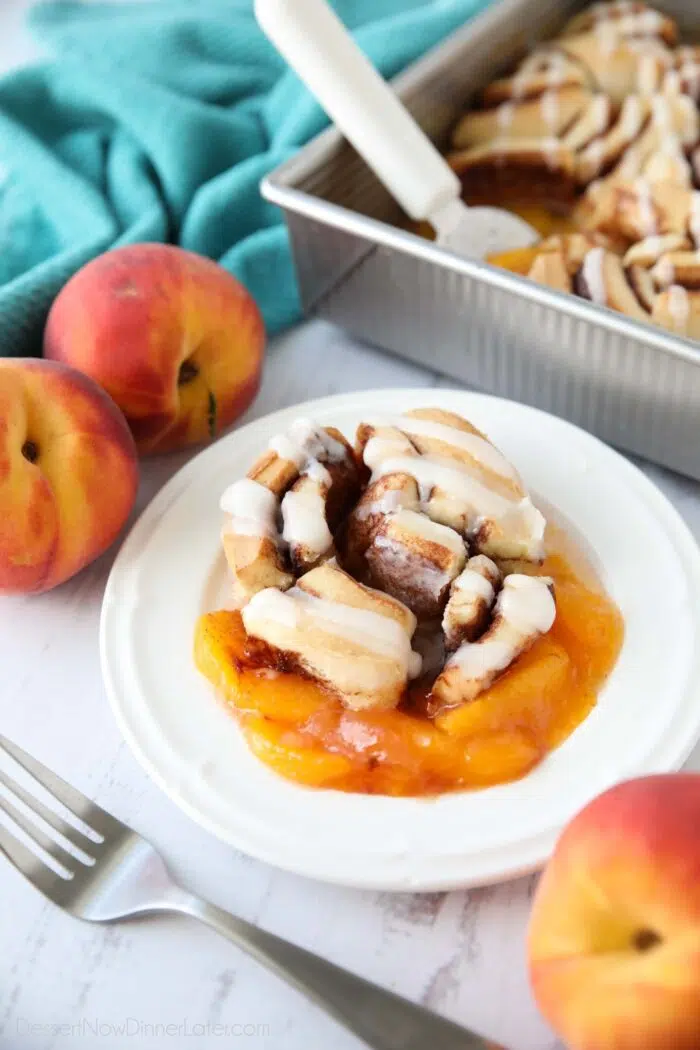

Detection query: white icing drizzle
xmin=619 ymin=95 xmax=644 ymax=138
xmin=626 ymin=234 xmax=681 ymax=266
xmin=264 ymin=418 xmax=351 ymax=560
xmin=675 ymin=56 xmax=700 ymax=101
xmin=652 ymin=254 xmax=676 ymax=287
xmin=650 ymin=92 xmax=671 ymax=131
xmin=690 ymin=192 xmax=700 ymax=249
xmin=224 ymin=418 xmax=348 ymax=560
xmin=542 ymin=136 xmax=562 ymax=171
xmin=372 ymin=455 xmax=513 ymax=518
xmin=449 ymin=634 xmax=530 ymax=678
xmin=563 ymin=96 xmax=610 ymax=153
xmin=363 ymin=434 xmax=415 ymax=473
xmin=581 ymin=247 xmax=608 ymax=306
xmin=354 ymin=489 xmax=408 ymax=521
xmin=498 ymin=574 xmax=555 ymax=633
xmin=546 ymin=52 xmax=568 ymax=87
xmin=497 ymin=101 xmax=516 ymax=131
xmin=389 ymin=508 xmax=467 ymax=558
xmin=540 ymin=90 xmax=560 ymax=129
xmin=281 ymin=484 xmax=332 ymax=559
xmin=452 ymin=564 xmax=497 ymax=602
xmin=268 ymin=432 xmax=306 ymax=467
xmin=268 ymin=418 xmax=347 ymax=467
xmin=304 ymin=458 xmax=332 ymax=486
xmin=638 ymin=234 xmax=667 ymax=255
xmin=510 ymin=50 xmax=567 ymax=100
xmin=579 ymin=137 xmax=606 ymax=177
xmin=649 ymin=94 xmax=691 ymax=169
xmin=677 ymin=94 xmax=700 ymax=146
xmin=442 ymin=556 xmax=500 ymax=646
xmin=365 ymin=419 xmax=545 ymax=558
xmin=637 ymin=54 xmax=660 ymax=94
xmin=601 ymin=9 xmax=664 ymax=39
xmin=449 ymin=575 xmax=555 ymax=675
xmin=643 ymin=90 xmax=696 ymax=171
xmin=595 ymin=20 xmax=619 ymax=57
xmin=512 ymin=53 xmax=545 ymax=99
xmin=370 ymin=455 xmax=544 ymax=560
xmin=366 ymin=415 xmax=521 ymax=485
xmin=591 ymin=0 xmax=636 ymax=21
xmin=589 ymin=94 xmax=611 ymax=132
xmin=457 ymin=642 xmax=529 ymax=681
xmin=628 ymin=36 xmax=671 ymax=58
xmin=667 ymin=284 xmax=691 ymax=331
xmin=220 ymin=478 xmax=278 ymax=539
xmin=242 ymin=586 xmax=422 ymax=679
xmin=687 ymin=68 xmax=700 ymax=101
xmin=637 ymin=10 xmax=664 ymax=33
xmin=635 ymin=177 xmax=658 ymax=237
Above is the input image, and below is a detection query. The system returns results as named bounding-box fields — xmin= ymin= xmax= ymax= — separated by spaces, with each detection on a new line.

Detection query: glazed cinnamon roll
xmin=446 ymin=1 xmax=700 ymax=343
xmin=220 ymin=418 xmax=361 ymax=605
xmin=431 ymin=574 xmax=556 ymax=711
xmin=217 ymin=409 xmax=554 ymax=714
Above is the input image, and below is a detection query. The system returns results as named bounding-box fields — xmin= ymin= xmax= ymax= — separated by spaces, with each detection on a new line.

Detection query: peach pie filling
xmin=441 ymin=1 xmax=700 ymax=341
xmin=194 ymin=409 xmax=623 ymax=796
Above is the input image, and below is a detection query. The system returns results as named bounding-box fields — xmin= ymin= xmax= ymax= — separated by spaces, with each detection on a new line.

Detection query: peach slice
xmin=194 ymin=611 xmax=330 ymax=723
xmin=243 ymin=718 xmax=354 ymax=786
xmin=438 ymin=638 xmax=571 ymax=740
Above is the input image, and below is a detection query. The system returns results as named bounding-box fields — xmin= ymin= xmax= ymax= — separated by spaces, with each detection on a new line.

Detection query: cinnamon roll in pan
xmin=445 ymin=0 xmax=700 ymax=343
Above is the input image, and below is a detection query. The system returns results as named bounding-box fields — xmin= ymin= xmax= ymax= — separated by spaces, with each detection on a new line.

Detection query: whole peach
xmin=44 ymin=244 xmax=265 ymax=455
xmin=0 ymin=359 xmax=138 ymax=594
xmin=528 ymin=774 xmax=700 ymax=1050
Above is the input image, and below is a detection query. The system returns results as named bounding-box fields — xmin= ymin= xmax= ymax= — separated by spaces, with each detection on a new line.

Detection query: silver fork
xmin=0 ymin=734 xmax=492 ymax=1050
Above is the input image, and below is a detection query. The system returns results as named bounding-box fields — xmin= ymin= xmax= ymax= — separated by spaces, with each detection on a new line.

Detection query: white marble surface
xmin=3 ymin=6 xmax=700 ymax=1050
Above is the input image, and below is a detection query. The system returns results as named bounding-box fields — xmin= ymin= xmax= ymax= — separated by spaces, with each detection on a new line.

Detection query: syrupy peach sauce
xmin=414 ymin=203 xmax=581 ymax=276
xmin=195 ymin=521 xmax=623 ymax=797
xmin=485 ymin=204 xmax=581 ymax=272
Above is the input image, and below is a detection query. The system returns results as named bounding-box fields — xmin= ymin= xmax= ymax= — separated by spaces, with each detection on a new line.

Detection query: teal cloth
xmin=0 ymin=0 xmax=493 ymax=356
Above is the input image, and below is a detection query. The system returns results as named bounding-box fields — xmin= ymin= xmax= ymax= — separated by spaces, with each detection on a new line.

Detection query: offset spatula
xmin=255 ymin=0 xmax=538 ymax=259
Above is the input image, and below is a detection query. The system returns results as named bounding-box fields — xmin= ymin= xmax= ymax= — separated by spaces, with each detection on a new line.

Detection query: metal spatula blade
xmin=255 ymin=0 xmax=539 ymax=260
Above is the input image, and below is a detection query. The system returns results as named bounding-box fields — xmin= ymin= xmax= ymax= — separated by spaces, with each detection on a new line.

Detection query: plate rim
xmin=100 ymin=388 xmax=700 ymax=891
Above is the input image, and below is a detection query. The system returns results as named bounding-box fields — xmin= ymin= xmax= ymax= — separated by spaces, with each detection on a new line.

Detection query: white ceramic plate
xmin=101 ymin=389 xmax=700 ymax=891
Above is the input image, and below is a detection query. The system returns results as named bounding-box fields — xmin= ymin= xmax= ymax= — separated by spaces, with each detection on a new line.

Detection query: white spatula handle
xmin=255 ymin=0 xmax=461 ymax=221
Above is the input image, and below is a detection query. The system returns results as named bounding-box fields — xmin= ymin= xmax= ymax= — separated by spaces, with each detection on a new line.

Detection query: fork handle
xmin=172 ymin=891 xmax=489 ymax=1049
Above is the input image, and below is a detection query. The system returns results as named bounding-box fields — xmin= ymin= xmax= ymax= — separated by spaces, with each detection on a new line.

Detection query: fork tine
xmin=0 ymin=734 xmax=122 ymax=839
xmin=0 ymin=764 xmax=97 ymax=854
xmin=0 ymin=789 xmax=83 ymax=874
xmin=0 ymin=819 xmax=73 ymax=904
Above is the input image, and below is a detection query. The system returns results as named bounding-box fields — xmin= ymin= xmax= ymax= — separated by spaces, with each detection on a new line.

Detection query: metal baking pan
xmin=262 ymin=0 xmax=700 ymax=480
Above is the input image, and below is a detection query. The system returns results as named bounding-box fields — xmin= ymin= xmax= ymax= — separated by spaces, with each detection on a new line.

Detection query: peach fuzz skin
xmin=44 ymin=244 xmax=265 ymax=455
xmin=528 ymin=774 xmax=700 ymax=1050
xmin=0 ymin=359 xmax=138 ymax=595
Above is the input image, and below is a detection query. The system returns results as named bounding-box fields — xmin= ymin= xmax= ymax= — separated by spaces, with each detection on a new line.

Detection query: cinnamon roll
xmin=241 ymin=561 xmax=422 ymax=712
xmin=195 ymin=404 xmax=628 ymax=796
xmin=220 ymin=417 xmax=361 ymax=605
xmin=446 ymin=1 xmax=700 ymax=342
xmin=215 ymin=409 xmax=553 ymax=714
xmin=431 ymin=575 xmax=556 ymax=711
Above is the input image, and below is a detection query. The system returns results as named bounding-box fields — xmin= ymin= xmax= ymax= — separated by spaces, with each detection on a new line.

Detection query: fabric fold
xmin=0 ymin=0 xmax=492 ymax=356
